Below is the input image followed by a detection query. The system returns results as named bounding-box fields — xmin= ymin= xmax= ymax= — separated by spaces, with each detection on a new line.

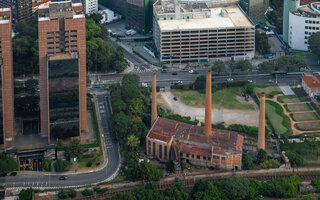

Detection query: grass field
xmin=171 ymin=87 xmax=255 ymax=110
xmin=291 ymin=112 xmax=319 ymax=121
xmin=284 ymin=103 xmax=312 ymax=112
xmin=254 ymin=86 xmax=282 ymax=96
xmin=277 ymin=95 xmax=301 ymax=103
xmin=266 ymin=101 xmax=289 ymax=135
xmin=296 ymin=122 xmax=320 ymax=131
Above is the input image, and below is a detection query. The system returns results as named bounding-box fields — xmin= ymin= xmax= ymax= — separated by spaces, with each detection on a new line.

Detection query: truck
xmin=264 ymin=54 xmax=273 ymax=59
xmin=126 ymin=29 xmax=136 ymax=36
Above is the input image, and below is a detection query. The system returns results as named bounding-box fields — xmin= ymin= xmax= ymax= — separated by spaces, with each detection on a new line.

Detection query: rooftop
xmin=48 ymin=52 xmax=78 ymax=61
xmin=148 ymin=117 xmax=243 ymax=155
xmin=302 ymin=76 xmax=320 ymax=88
xmin=293 ymin=2 xmax=320 ymax=18
xmin=157 ymin=5 xmax=253 ymax=31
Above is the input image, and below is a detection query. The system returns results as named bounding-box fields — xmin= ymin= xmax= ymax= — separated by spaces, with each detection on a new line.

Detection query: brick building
xmin=302 ymin=76 xmax=320 ymax=97
xmin=146 ymin=72 xmax=244 ymax=170
xmin=0 ymin=8 xmax=14 ymax=147
xmin=38 ymin=1 xmax=87 ymax=143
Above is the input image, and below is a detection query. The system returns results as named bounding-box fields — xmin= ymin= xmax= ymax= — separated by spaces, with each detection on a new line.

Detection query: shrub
xmin=94 ymin=187 xmax=108 ymax=194
xmin=311 ymin=180 xmax=320 ymax=192
xmin=58 ymin=189 xmax=69 ymax=199
xmin=285 ymin=150 xmax=304 ymax=166
xmin=86 ymin=161 xmax=93 ymax=167
xmin=54 ymin=159 xmax=69 ymax=172
xmin=19 ymin=188 xmax=34 ymax=200
xmin=68 ymin=189 xmax=77 ymax=198
xmin=259 ymin=159 xmax=280 ymax=169
xmin=43 ymin=159 xmax=51 ymax=172
xmin=82 ymin=189 xmax=93 ymax=196
xmin=261 ymin=175 xmax=301 ymax=198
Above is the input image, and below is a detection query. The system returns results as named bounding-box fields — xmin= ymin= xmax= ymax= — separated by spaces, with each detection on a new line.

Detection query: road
xmin=90 ymin=70 xmax=305 ymax=87
xmin=0 ymin=93 xmax=120 ymax=188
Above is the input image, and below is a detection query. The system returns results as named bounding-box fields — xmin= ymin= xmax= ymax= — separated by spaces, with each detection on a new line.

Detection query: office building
xmin=0 ymin=0 xmax=13 ymax=8
xmin=17 ymin=0 xmax=33 ymax=20
xmin=126 ymin=0 xmax=151 ymax=34
xmin=153 ymin=0 xmax=255 ymax=64
xmin=288 ymin=2 xmax=320 ymax=51
xmin=283 ymin=0 xmax=300 ymax=43
xmin=83 ymin=0 xmax=97 ymax=14
xmin=99 ymin=0 xmax=126 ymax=16
xmin=0 ymin=8 xmax=14 ymax=147
xmin=38 ymin=0 xmax=87 ymax=143
xmin=239 ymin=0 xmax=269 ymax=24
xmin=146 ymin=72 xmax=244 ymax=170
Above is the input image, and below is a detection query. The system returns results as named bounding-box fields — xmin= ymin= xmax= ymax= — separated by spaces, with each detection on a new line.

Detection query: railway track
xmin=70 ymin=171 xmax=320 ymax=200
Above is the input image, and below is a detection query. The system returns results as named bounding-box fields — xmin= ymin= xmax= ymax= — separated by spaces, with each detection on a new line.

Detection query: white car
xmin=227 ymin=78 xmax=234 ymax=82
xmin=189 ymin=70 xmax=194 ymax=74
xmin=268 ymin=79 xmax=274 ymax=83
xmin=248 ymin=80 xmax=253 ymax=83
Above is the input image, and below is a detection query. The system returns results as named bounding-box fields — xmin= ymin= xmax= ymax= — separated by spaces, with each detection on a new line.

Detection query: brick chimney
xmin=205 ymin=71 xmax=212 ymax=137
xmin=258 ymin=92 xmax=266 ymax=150
xmin=151 ymin=73 xmax=157 ymax=125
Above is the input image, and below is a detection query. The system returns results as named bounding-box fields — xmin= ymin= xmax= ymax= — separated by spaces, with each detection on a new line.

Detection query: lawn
xmin=266 ymin=100 xmax=290 ymax=136
xmin=171 ymin=87 xmax=255 ymax=110
xmin=254 ymin=86 xmax=282 ymax=97
xmin=277 ymin=96 xmax=301 ymax=103
xmin=291 ymin=112 xmax=319 ymax=121
xmin=284 ymin=103 xmax=312 ymax=112
xmin=291 ymin=50 xmax=319 ymax=59
xmin=296 ymin=122 xmax=320 ymax=131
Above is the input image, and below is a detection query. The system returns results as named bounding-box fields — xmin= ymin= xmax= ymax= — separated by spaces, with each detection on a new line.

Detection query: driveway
xmin=161 ymin=92 xmax=259 ymax=126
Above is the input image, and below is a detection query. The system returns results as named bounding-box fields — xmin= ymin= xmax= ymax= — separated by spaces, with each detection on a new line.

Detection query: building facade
xmin=283 ymin=0 xmax=300 ymax=43
xmin=99 ymin=0 xmax=126 ymax=16
xmin=17 ymin=0 xmax=33 ymax=20
xmin=153 ymin=0 xmax=255 ymax=64
xmin=83 ymin=0 xmax=97 ymax=14
xmin=0 ymin=8 xmax=15 ymax=147
xmin=239 ymin=0 xmax=269 ymax=24
xmin=0 ymin=0 xmax=13 ymax=8
xmin=126 ymin=0 xmax=151 ymax=34
xmin=288 ymin=2 xmax=320 ymax=51
xmin=302 ymin=76 xmax=320 ymax=97
xmin=38 ymin=1 xmax=87 ymax=143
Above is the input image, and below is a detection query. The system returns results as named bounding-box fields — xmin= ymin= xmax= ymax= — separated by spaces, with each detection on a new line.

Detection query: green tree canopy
xmin=255 ymin=30 xmax=271 ymax=54
xmin=222 ymin=175 xmax=251 ymax=200
xmin=308 ymin=32 xmax=320 ymax=58
xmin=212 ymin=60 xmax=226 ymax=75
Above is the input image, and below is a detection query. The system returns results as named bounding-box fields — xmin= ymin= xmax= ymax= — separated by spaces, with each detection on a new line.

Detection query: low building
xmin=288 ymin=2 xmax=320 ymax=51
xmin=98 ymin=8 xmax=120 ymax=23
xmin=146 ymin=117 xmax=243 ymax=169
xmin=302 ymin=76 xmax=320 ymax=97
xmin=153 ymin=0 xmax=255 ymax=64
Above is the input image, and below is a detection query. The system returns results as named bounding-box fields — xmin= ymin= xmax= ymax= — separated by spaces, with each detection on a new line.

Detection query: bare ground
xmin=159 ymin=92 xmax=259 ymax=126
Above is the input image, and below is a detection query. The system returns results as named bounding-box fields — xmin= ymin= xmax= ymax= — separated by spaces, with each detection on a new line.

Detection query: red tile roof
xmin=302 ymin=76 xmax=320 ymax=88
xmin=301 ymin=0 xmax=317 ymax=4
xmin=148 ymin=117 xmax=244 ymax=155
xmin=32 ymin=0 xmax=51 ymax=8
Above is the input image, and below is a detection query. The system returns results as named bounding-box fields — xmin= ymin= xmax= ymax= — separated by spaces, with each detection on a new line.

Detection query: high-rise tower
xmin=38 ymin=1 xmax=87 ymax=143
xmin=0 ymin=8 xmax=14 ymax=147
xmin=283 ymin=0 xmax=300 ymax=43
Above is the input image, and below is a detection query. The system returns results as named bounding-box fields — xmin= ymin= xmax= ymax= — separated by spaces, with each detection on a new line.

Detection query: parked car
xmin=192 ymin=70 xmax=199 ymax=74
xmin=10 ymin=172 xmax=17 ymax=176
xmin=161 ymin=69 xmax=167 ymax=73
xmin=172 ymin=72 xmax=177 ymax=75
xmin=0 ymin=173 xmax=7 ymax=177
xmin=248 ymin=80 xmax=253 ymax=83
xmin=189 ymin=70 xmax=194 ymax=74
xmin=173 ymin=97 xmax=178 ymax=101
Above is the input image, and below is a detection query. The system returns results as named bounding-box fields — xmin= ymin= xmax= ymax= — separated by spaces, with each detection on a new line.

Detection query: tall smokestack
xmin=205 ymin=71 xmax=212 ymax=137
xmin=151 ymin=73 xmax=157 ymax=125
xmin=258 ymin=92 xmax=266 ymax=150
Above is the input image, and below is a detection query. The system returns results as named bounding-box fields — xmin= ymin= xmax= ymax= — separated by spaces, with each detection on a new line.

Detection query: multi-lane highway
xmin=0 ymin=93 xmax=120 ymax=188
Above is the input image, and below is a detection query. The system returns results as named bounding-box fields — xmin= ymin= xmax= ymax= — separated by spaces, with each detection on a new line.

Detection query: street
xmin=0 ymin=93 xmax=120 ymax=188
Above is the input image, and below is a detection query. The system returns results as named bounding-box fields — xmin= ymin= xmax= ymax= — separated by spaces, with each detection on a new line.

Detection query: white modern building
xmin=153 ymin=0 xmax=255 ymax=64
xmin=98 ymin=8 xmax=121 ymax=23
xmin=84 ymin=0 xmax=98 ymax=14
xmin=288 ymin=2 xmax=320 ymax=51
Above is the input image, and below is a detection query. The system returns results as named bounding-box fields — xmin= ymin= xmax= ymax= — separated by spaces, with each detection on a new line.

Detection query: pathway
xmin=267 ymin=94 xmax=320 ymax=135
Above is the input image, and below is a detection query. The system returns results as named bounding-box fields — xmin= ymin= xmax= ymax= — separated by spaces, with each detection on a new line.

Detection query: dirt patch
xmin=81 ymin=111 xmax=97 ymax=144
xmin=160 ymin=91 xmax=259 ymax=126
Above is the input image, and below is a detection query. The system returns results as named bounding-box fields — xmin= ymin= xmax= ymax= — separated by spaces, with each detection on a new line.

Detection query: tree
xmin=126 ymin=134 xmax=140 ymax=151
xmin=237 ymin=60 xmax=253 ymax=72
xmin=166 ymin=160 xmax=175 ymax=173
xmin=140 ymin=160 xmax=163 ymax=182
xmin=192 ymin=180 xmax=228 ymax=200
xmin=212 ymin=60 xmax=226 ymax=75
xmin=242 ymin=155 xmax=254 ymax=170
xmin=121 ymin=83 xmax=141 ymax=103
xmin=68 ymin=189 xmax=77 ymax=198
xmin=82 ymin=189 xmax=93 ymax=196
xmin=89 ymin=13 xmax=103 ymax=24
xmin=54 ymin=159 xmax=69 ymax=172
xmin=309 ymin=32 xmax=320 ymax=58
xmin=66 ymin=139 xmax=84 ymax=159
xmin=111 ymin=112 xmax=132 ymax=138
xmin=122 ymin=74 xmax=140 ymax=86
xmin=58 ymin=189 xmax=69 ymax=199
xmin=19 ymin=188 xmax=34 ymax=200
xmin=259 ymin=159 xmax=280 ymax=169
xmin=223 ymin=175 xmax=250 ymax=200
xmin=285 ymin=151 xmax=304 ymax=166
xmin=255 ymin=30 xmax=271 ymax=54
xmin=257 ymin=149 xmax=268 ymax=164
xmin=258 ymin=60 xmax=276 ymax=72
xmin=194 ymin=75 xmax=206 ymax=91
xmin=244 ymin=83 xmax=254 ymax=95
xmin=229 ymin=61 xmax=237 ymax=74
